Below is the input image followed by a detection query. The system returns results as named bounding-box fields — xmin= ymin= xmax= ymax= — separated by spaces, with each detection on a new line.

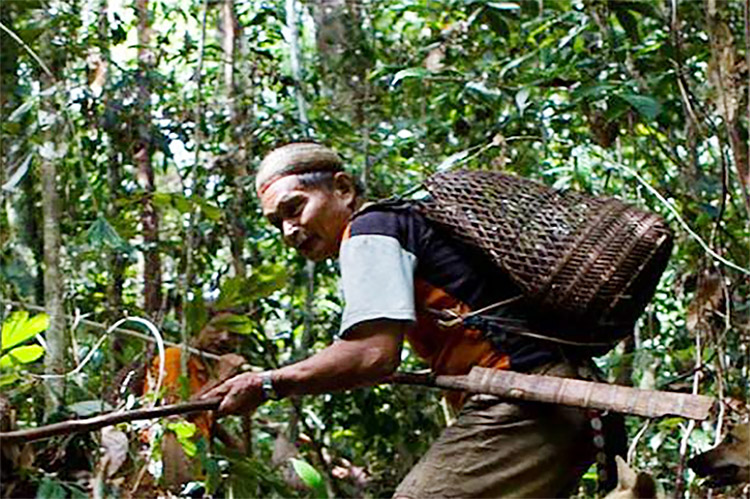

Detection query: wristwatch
xmin=259 ymin=371 xmax=280 ymax=401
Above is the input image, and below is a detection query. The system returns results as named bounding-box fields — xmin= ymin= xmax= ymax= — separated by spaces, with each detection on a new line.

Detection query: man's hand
xmin=201 ymin=372 xmax=264 ymax=416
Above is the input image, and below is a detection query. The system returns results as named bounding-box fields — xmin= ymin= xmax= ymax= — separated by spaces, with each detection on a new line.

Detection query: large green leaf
xmin=1 ymin=311 xmax=49 ymax=351
xmin=214 ymin=265 xmax=287 ymax=309
xmin=209 ymin=313 xmax=255 ymax=335
xmin=619 ymin=93 xmax=662 ymax=120
xmin=6 ymin=344 xmax=45 ymax=365
xmin=290 ymin=458 xmax=328 ymax=499
xmin=36 ymin=478 xmax=66 ymax=499
xmin=87 ymin=215 xmax=127 ymax=250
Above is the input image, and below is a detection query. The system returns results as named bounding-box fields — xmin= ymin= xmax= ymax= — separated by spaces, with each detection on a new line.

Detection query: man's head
xmin=256 ymin=143 xmax=362 ymax=261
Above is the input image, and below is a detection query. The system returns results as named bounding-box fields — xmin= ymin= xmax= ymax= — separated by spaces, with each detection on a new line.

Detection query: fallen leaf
xmin=686 ymin=270 xmax=723 ymax=334
xmin=100 ymin=427 xmax=128 ymax=477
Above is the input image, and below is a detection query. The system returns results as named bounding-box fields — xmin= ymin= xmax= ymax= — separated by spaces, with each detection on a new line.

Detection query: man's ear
xmin=332 ymin=171 xmax=356 ymax=204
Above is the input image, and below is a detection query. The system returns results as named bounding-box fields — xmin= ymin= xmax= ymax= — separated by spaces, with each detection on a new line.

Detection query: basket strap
xmin=424 ymin=301 xmax=616 ymax=348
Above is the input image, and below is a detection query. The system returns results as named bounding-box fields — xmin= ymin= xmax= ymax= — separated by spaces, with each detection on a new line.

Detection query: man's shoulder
xmin=349 ymin=201 xmax=422 ymax=238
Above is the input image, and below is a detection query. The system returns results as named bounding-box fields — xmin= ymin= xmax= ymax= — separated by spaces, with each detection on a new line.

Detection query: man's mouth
xmin=297 ymin=237 xmax=316 ymax=255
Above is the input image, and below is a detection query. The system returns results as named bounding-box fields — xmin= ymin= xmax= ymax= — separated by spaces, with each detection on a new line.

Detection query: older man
xmin=205 ymin=142 xmax=601 ymax=497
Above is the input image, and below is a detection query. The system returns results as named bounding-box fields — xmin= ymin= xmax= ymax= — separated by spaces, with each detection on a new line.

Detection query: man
xmin=205 ymin=142 xmax=599 ymax=497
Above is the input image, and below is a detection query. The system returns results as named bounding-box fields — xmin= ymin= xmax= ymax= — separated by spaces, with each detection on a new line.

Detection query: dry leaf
xmin=272 ymin=432 xmax=298 ymax=466
xmin=216 ymin=353 xmax=246 ymax=381
xmin=101 ymin=427 xmax=129 ymax=477
xmin=161 ymin=431 xmax=192 ymax=490
xmin=424 ymin=46 xmax=446 ymax=73
xmin=686 ymin=271 xmax=723 ymax=334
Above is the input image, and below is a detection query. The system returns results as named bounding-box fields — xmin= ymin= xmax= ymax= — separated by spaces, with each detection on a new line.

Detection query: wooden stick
xmin=0 ymin=369 xmax=715 ymax=444
xmin=0 ymin=398 xmax=221 ymax=444
xmin=390 ymin=368 xmax=713 ymax=420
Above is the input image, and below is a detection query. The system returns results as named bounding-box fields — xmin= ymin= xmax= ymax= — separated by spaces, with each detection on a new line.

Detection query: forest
xmin=0 ymin=0 xmax=749 ymax=497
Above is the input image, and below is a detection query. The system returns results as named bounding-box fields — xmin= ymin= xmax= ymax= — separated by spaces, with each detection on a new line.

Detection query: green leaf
xmin=436 ymin=150 xmax=470 ymax=172
xmin=619 ymin=93 xmax=661 ymax=120
xmin=499 ymin=52 xmax=535 ymax=78
xmin=465 ymin=81 xmax=502 ymax=101
xmin=1 ymin=153 xmax=32 ymax=191
xmin=2 ymin=311 xmax=49 ymax=351
xmin=8 ymin=344 xmax=45 ymax=364
xmin=614 ymin=9 xmax=639 ymax=43
xmin=36 ymin=478 xmax=67 ymax=499
xmin=290 ymin=458 xmax=328 ymax=499
xmin=215 ymin=266 xmax=287 ymax=309
xmin=0 ymin=354 xmax=12 ymax=369
xmin=391 ymin=67 xmax=428 ymax=86
xmin=70 ymin=399 xmax=112 ymax=416
xmin=152 ymin=193 xmax=192 ymax=214
xmin=487 ymin=2 xmax=520 ymax=10
xmin=8 ymin=97 xmax=37 ymax=122
xmin=209 ymin=313 xmax=255 ymax=335
xmin=87 ymin=215 xmax=129 ymax=251
xmin=0 ymin=372 xmax=20 ymax=386
xmin=173 ymin=194 xmax=192 ymax=214
xmin=185 ymin=290 xmax=208 ymax=335
xmin=515 ymin=88 xmax=530 ymax=116
xmin=167 ymin=421 xmax=198 ymax=457
xmin=167 ymin=420 xmax=197 ymax=440
xmin=199 ymin=200 xmax=222 ymax=221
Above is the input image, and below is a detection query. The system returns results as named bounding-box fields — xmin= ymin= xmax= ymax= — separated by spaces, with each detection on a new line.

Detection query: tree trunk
xmin=311 ymin=0 xmax=372 ymax=190
xmin=286 ymin=0 xmax=308 ymax=131
xmin=135 ymin=0 xmax=161 ymax=317
xmin=705 ymin=0 xmax=750 ymax=213
xmin=1 ymin=4 xmax=44 ymax=304
xmin=94 ymin=0 xmax=124 ymax=315
xmin=220 ymin=0 xmax=247 ymax=278
xmin=0 ymin=2 xmax=18 ymax=173
xmin=40 ymin=85 xmax=66 ymax=411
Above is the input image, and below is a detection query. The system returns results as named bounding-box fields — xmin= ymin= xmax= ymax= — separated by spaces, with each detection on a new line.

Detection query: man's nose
xmin=282 ymin=220 xmax=300 ymax=243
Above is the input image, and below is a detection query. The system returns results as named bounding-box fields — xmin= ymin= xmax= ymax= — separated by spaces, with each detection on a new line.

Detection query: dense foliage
xmin=1 ymin=0 xmax=748 ymax=497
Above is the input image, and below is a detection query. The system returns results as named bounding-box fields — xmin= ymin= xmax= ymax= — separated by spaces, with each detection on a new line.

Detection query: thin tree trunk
xmin=96 ymin=0 xmax=124 ymax=315
xmin=220 ymin=0 xmax=247 ymax=278
xmin=135 ymin=0 xmax=161 ymax=317
xmin=286 ymin=0 xmax=308 ymax=132
xmin=178 ymin=0 xmax=209 ymax=376
xmin=220 ymin=0 xmax=253 ymax=455
xmin=40 ymin=86 xmax=66 ymax=411
xmin=705 ymin=0 xmax=750 ymax=215
xmin=0 ymin=2 xmax=17 ymax=189
xmin=1 ymin=5 xmax=44 ymax=304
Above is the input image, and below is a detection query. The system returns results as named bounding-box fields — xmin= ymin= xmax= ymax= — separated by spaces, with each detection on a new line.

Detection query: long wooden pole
xmin=0 ymin=368 xmax=715 ymax=444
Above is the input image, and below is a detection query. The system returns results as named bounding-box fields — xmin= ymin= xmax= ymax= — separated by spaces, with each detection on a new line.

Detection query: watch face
xmin=261 ymin=372 xmax=278 ymax=400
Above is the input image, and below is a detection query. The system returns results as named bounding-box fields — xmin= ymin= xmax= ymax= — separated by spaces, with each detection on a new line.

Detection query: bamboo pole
xmin=0 ymin=368 xmax=715 ymax=444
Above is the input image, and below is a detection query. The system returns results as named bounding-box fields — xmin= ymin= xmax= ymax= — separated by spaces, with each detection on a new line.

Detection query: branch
xmin=0 ymin=398 xmax=221 ymax=444
xmin=1 ymin=368 xmax=715 ymax=444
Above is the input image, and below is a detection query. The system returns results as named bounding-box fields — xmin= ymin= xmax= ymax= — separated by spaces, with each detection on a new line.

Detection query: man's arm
xmin=202 ymin=319 xmax=407 ymax=415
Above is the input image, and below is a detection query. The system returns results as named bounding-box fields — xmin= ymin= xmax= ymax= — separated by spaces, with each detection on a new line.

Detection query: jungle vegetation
xmin=0 ymin=0 xmax=749 ymax=497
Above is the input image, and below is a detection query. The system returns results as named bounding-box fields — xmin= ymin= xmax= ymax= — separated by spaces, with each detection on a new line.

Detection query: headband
xmin=256 ymin=143 xmax=343 ymax=195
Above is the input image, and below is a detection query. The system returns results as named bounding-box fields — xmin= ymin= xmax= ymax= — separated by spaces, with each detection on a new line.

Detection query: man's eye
xmin=268 ymin=216 xmax=282 ymax=229
xmin=282 ymin=200 xmax=303 ymax=218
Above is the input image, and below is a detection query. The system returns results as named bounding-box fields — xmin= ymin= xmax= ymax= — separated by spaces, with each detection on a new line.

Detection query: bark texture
xmin=40 ymin=101 xmax=66 ymax=410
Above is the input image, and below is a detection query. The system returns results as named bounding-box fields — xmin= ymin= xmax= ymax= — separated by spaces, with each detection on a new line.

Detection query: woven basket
xmin=417 ymin=170 xmax=673 ymax=344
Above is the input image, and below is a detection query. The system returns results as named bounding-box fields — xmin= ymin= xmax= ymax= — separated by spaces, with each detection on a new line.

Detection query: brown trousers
xmin=394 ymin=362 xmax=597 ymax=498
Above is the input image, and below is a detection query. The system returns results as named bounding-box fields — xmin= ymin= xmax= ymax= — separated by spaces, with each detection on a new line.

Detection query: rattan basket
xmin=417 ymin=170 xmax=673 ymax=344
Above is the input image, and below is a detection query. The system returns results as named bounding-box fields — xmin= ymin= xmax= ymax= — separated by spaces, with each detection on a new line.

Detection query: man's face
xmin=260 ymin=174 xmax=354 ymax=261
